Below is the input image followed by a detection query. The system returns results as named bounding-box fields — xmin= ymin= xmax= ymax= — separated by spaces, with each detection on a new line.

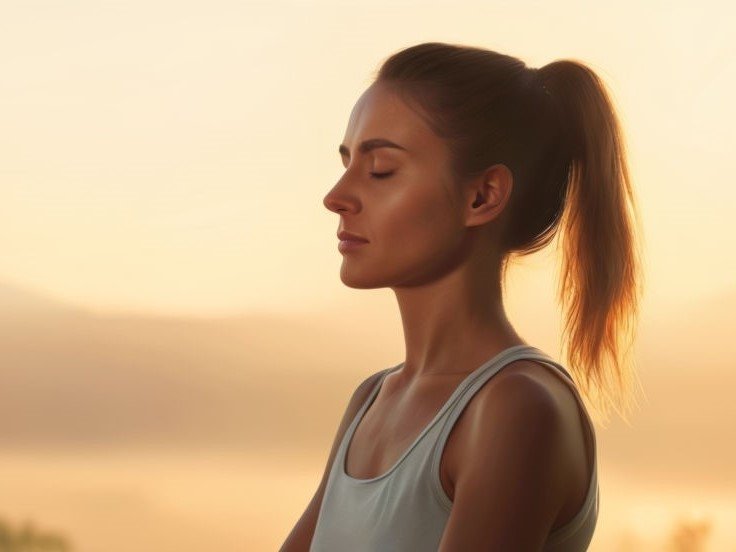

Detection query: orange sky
xmin=1 ymin=0 xmax=733 ymax=318
xmin=2 ymin=5 xmax=734 ymax=550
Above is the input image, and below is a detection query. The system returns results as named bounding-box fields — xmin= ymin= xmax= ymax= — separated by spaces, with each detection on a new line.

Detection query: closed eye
xmin=370 ymin=171 xmax=394 ymax=180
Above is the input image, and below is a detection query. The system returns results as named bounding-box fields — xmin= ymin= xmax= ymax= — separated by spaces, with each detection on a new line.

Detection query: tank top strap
xmin=312 ymin=345 xmax=599 ymax=551
xmin=509 ymin=350 xmax=599 ymax=471
xmin=499 ymin=349 xmax=598 ymax=457
xmin=429 ymin=345 xmax=596 ymax=509
xmin=439 ymin=344 xmax=558 ymax=424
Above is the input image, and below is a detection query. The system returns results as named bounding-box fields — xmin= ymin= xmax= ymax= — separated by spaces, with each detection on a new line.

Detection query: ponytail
xmin=376 ymin=42 xmax=646 ymax=423
xmin=540 ymin=60 xmax=646 ymax=425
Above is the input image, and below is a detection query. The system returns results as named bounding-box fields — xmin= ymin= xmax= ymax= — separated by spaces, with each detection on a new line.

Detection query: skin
xmin=324 ymin=80 xmax=527 ymax=378
xmin=279 ymin=81 xmax=594 ymax=551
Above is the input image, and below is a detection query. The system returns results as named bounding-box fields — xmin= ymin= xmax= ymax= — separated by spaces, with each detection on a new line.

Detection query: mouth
xmin=338 ymin=239 xmax=369 ymax=253
xmin=337 ymin=230 xmax=369 ymax=242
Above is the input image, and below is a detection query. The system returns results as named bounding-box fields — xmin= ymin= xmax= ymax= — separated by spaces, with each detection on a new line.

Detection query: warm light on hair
xmin=375 ymin=41 xmax=646 ymax=424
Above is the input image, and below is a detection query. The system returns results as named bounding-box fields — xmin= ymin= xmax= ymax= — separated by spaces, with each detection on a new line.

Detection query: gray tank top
xmin=310 ymin=344 xmax=599 ymax=551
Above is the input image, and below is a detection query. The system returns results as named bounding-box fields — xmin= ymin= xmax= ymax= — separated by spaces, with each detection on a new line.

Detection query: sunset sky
xmin=1 ymin=0 xmax=733 ymax=319
xmin=1 ymin=2 xmax=734 ymax=551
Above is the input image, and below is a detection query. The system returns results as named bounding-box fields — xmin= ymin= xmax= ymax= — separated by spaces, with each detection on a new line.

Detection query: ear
xmin=466 ymin=164 xmax=513 ymax=228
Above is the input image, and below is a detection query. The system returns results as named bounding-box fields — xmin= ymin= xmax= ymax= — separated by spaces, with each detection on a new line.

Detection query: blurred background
xmin=1 ymin=0 xmax=734 ymax=550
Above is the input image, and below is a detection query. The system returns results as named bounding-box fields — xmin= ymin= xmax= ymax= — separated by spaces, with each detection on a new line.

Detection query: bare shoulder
xmin=458 ymin=362 xmax=570 ymax=487
xmin=477 ymin=358 xmax=585 ymax=421
xmin=471 ymin=362 xmax=566 ymax=434
xmin=437 ymin=363 xmax=569 ymax=551
xmin=463 ymin=358 xmax=585 ymax=475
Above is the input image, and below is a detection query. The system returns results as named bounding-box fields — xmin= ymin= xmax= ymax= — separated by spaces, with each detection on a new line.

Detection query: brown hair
xmin=373 ymin=41 xmax=645 ymax=424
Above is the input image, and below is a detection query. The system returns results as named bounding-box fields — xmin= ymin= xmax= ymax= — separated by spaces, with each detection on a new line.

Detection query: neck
xmin=391 ymin=257 xmax=526 ymax=382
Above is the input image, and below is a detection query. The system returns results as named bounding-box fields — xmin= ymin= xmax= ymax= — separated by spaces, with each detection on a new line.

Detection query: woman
xmin=281 ymin=41 xmax=643 ymax=551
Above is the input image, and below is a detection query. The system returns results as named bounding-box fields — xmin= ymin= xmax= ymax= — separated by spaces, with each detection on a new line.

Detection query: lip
xmin=338 ymin=239 xmax=369 ymax=253
xmin=337 ymin=230 xmax=369 ymax=242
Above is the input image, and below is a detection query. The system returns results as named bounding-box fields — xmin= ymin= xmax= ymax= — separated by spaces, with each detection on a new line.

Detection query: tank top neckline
xmin=341 ymin=343 xmax=541 ymax=484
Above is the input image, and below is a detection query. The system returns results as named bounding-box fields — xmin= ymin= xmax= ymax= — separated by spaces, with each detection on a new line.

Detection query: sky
xmin=1 ymin=3 xmax=734 ymax=549
xmin=1 ymin=0 xmax=734 ymax=318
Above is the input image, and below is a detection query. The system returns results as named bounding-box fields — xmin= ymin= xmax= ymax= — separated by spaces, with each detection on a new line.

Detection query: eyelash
xmin=370 ymin=171 xmax=394 ymax=180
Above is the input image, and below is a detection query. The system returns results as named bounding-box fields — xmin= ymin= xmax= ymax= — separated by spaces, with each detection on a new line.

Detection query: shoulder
xmin=437 ymin=362 xmax=569 ymax=550
xmin=353 ymin=367 xmax=391 ymax=402
xmin=343 ymin=366 xmax=394 ymax=416
xmin=471 ymin=358 xmax=579 ymax=425
xmin=459 ymin=366 xmax=568 ymax=485
xmin=470 ymin=361 xmax=566 ymax=439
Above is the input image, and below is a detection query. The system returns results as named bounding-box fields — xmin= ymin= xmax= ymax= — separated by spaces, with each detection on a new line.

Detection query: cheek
xmin=379 ymin=188 xmax=458 ymax=253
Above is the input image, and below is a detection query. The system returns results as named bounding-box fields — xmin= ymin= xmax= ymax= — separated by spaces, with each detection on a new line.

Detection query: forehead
xmin=341 ymin=82 xmax=443 ymax=158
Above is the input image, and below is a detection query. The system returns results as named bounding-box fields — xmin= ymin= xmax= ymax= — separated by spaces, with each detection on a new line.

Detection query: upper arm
xmin=437 ymin=373 xmax=568 ymax=552
xmin=279 ymin=370 xmax=385 ymax=552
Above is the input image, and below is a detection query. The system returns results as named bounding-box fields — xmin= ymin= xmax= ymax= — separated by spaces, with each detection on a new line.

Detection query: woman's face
xmin=323 ymin=82 xmax=473 ymax=289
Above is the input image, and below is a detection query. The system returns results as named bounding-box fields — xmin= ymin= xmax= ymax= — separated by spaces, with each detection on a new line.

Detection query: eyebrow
xmin=338 ymin=138 xmax=408 ymax=158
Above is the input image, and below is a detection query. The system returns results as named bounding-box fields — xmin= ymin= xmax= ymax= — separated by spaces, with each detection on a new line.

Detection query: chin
xmin=339 ymin=276 xmax=383 ymax=290
xmin=339 ymin=266 xmax=388 ymax=289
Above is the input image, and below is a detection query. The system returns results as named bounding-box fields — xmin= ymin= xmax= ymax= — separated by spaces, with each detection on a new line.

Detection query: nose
xmin=323 ymin=192 xmax=351 ymax=214
xmin=323 ymin=172 xmax=360 ymax=214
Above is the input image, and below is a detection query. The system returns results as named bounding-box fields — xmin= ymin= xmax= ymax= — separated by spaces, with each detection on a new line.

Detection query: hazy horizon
xmin=1 ymin=280 xmax=735 ymax=550
xmin=2 ymin=0 xmax=733 ymax=550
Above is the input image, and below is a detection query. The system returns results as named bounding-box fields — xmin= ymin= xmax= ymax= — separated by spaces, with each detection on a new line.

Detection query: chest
xmin=340 ymin=359 xmax=595 ymax=538
xmin=344 ymin=376 xmax=470 ymax=499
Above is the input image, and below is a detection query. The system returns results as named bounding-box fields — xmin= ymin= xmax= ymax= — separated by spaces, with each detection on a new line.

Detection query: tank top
xmin=309 ymin=344 xmax=599 ymax=551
